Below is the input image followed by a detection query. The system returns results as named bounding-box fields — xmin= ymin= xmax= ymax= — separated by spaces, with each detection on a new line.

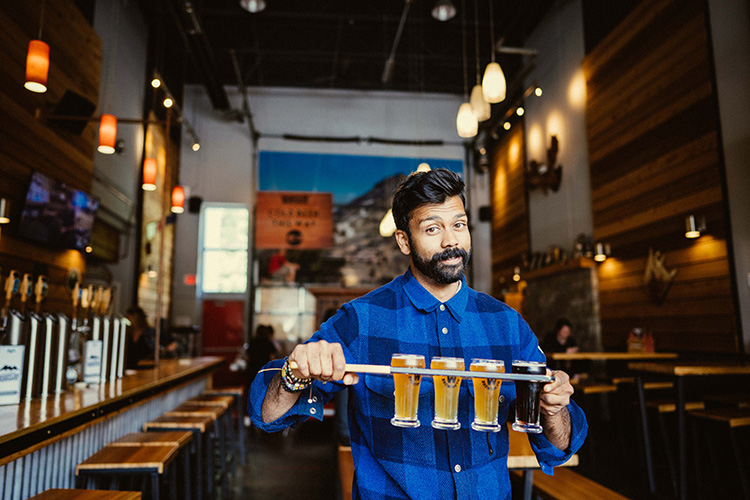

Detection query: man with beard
xmin=249 ymin=168 xmax=587 ymax=500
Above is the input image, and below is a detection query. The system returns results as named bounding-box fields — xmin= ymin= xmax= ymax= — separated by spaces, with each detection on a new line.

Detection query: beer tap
xmin=34 ymin=275 xmax=48 ymax=315
xmin=1 ymin=269 xmax=21 ymax=343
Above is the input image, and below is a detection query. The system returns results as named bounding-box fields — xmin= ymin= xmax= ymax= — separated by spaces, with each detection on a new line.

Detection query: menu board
xmin=255 ymin=192 xmax=333 ymax=249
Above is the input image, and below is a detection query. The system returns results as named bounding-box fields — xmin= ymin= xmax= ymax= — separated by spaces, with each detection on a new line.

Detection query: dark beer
xmin=512 ymin=360 xmax=546 ymax=433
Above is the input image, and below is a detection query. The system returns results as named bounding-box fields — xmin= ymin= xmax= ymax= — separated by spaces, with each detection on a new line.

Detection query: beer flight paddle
xmin=287 ymin=360 xmax=555 ymax=383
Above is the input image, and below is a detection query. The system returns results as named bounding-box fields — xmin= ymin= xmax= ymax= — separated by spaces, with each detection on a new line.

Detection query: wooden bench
xmin=511 ymin=468 xmax=629 ymax=500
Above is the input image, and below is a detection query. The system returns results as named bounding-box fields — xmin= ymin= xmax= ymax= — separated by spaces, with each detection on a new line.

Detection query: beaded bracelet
xmin=280 ymin=358 xmax=313 ymax=393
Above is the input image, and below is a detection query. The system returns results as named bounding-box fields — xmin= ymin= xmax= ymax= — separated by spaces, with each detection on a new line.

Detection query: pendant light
xmin=482 ymin=0 xmax=506 ymax=103
xmin=24 ymin=1 xmax=49 ymax=93
xmin=142 ymin=158 xmax=157 ymax=191
xmin=0 ymin=198 xmax=10 ymax=224
xmin=431 ymin=0 xmax=456 ymax=21
xmin=97 ymin=114 xmax=118 ymax=154
xmin=456 ymin=0 xmax=477 ymax=138
xmin=171 ymin=186 xmax=186 ymax=214
xmin=470 ymin=0 xmax=490 ymax=121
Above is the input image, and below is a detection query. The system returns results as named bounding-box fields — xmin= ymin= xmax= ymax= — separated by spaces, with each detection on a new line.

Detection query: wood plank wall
xmin=584 ymin=0 xmax=739 ymax=353
xmin=0 ymin=0 xmax=100 ymax=316
xmin=490 ymin=124 xmax=530 ymax=298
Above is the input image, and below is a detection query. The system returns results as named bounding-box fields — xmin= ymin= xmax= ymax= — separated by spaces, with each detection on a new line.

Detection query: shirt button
xmin=440 ymin=305 xmax=446 ymax=311
xmin=454 ymin=464 xmax=462 ymax=473
xmin=309 ymin=408 xmax=316 ymax=414
xmin=499 ymin=395 xmax=505 ymax=403
xmin=442 ymin=327 xmax=448 ymax=334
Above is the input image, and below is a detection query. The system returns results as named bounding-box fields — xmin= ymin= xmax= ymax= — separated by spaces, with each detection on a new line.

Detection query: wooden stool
xmin=28 ymin=490 xmax=141 ymax=500
xmin=108 ymin=432 xmax=194 ymax=500
xmin=203 ymin=387 xmax=247 ymax=466
xmin=690 ymin=408 xmax=750 ymax=498
xmin=338 ymin=445 xmax=354 ymax=500
xmin=76 ymin=445 xmax=178 ymax=500
xmin=164 ymin=403 xmax=231 ymax=495
xmin=186 ymin=396 xmax=238 ymax=482
xmin=144 ymin=415 xmax=214 ymax=500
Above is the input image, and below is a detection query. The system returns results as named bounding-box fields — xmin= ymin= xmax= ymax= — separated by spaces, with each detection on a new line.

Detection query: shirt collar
xmin=402 ymin=268 xmax=467 ymax=322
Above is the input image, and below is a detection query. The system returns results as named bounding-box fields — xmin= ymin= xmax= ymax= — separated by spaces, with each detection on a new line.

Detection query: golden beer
xmin=470 ymin=359 xmax=505 ymax=432
xmin=431 ymin=357 xmax=465 ymax=430
xmin=390 ymin=354 xmax=425 ymax=428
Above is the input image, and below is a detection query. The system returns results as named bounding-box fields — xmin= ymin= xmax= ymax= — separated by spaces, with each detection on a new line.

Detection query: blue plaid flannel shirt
xmin=249 ymin=269 xmax=588 ymax=500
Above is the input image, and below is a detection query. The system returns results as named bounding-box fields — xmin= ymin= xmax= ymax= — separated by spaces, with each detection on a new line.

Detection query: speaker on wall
xmin=49 ymin=90 xmax=96 ymax=135
xmin=188 ymin=196 xmax=203 ymax=214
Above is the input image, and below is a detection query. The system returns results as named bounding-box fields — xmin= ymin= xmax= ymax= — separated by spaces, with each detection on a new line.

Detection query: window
xmin=199 ymin=204 xmax=249 ymax=294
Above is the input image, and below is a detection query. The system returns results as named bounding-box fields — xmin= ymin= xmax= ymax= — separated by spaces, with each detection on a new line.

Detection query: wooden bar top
xmin=549 ymin=352 xmax=678 ymax=361
xmin=628 ymin=361 xmax=750 ymax=376
xmin=0 ymin=357 xmax=223 ymax=451
xmin=29 ymin=489 xmax=142 ymax=500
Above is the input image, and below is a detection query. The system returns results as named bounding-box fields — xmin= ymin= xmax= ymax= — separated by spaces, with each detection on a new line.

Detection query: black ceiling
xmin=139 ymin=0 xmax=555 ymax=111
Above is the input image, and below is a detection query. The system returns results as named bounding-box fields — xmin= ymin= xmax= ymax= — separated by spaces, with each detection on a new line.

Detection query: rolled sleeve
xmin=529 ymin=399 xmax=588 ymax=475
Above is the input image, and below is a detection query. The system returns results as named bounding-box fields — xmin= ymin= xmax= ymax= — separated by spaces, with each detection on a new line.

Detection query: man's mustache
xmin=431 ymin=247 xmax=469 ymax=265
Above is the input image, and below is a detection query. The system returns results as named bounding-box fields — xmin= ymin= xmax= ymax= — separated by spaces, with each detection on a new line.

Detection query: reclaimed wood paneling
xmin=490 ymin=124 xmax=529 ymax=297
xmin=584 ymin=0 xmax=739 ymax=353
xmin=0 ymin=0 xmax=101 ymax=308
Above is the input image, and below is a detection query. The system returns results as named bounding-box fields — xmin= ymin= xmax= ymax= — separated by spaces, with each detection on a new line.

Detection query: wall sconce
xmin=97 ymin=114 xmax=118 ymax=154
xmin=685 ymin=215 xmax=706 ymax=238
xmin=0 ymin=198 xmax=10 ymax=224
xmin=594 ymin=242 xmax=611 ymax=262
xmin=526 ymin=135 xmax=562 ymax=194
xmin=512 ymin=266 xmax=521 ymax=282
xmin=142 ymin=158 xmax=157 ymax=191
xmin=171 ymin=186 xmax=186 ymax=214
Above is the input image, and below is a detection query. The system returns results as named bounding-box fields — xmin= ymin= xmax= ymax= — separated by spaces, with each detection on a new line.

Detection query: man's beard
xmin=410 ymin=242 xmax=471 ymax=285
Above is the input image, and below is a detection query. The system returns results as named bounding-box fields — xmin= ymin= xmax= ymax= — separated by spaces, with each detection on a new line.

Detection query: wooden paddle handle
xmin=288 ymin=360 xmax=391 ymax=375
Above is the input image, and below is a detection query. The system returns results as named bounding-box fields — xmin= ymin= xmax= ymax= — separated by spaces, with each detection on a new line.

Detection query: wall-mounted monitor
xmin=18 ymin=171 xmax=100 ymax=252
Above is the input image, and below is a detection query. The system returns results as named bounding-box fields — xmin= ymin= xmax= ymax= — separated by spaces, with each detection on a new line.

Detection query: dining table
xmin=508 ymin=423 xmax=579 ymax=500
xmin=627 ymin=361 xmax=750 ymax=500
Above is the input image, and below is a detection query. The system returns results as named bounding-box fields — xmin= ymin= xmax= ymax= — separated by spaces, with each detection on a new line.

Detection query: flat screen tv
xmin=18 ymin=171 xmax=100 ymax=251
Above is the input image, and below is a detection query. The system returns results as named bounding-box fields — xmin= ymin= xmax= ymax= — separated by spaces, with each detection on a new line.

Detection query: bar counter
xmin=0 ymin=357 xmax=223 ymax=498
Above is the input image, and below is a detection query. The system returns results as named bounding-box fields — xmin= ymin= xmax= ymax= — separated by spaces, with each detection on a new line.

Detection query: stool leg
xmin=237 ymin=394 xmax=247 ymax=466
xmin=657 ymin=412 xmax=678 ymax=497
xmin=183 ymin=447 xmax=192 ymax=500
xmin=151 ymin=471 xmax=160 ymax=500
xmin=636 ymin=377 xmax=657 ymax=493
xmin=170 ymin=460 xmax=178 ymax=500
xmin=729 ymin=428 xmax=750 ymax=500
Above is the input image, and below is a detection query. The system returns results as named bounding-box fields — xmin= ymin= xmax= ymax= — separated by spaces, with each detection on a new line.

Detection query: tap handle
xmin=20 ymin=274 xmax=33 ymax=304
xmin=34 ymin=275 xmax=48 ymax=304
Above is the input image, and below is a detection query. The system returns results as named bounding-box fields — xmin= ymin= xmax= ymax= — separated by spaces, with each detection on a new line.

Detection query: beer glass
xmin=390 ymin=354 xmax=425 ymax=428
xmin=431 ymin=357 xmax=465 ymax=430
xmin=512 ymin=360 xmax=546 ymax=434
xmin=470 ymin=359 xmax=505 ymax=432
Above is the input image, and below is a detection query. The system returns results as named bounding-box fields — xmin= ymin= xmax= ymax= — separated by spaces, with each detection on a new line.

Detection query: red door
xmin=201 ymin=299 xmax=246 ymax=389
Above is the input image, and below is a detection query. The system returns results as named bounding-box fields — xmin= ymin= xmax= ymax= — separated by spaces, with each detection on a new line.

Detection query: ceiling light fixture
xmin=685 ymin=215 xmax=706 ymax=238
xmin=470 ymin=0 xmax=490 ymax=122
xmin=240 ymin=0 xmax=266 ymax=13
xmin=456 ymin=0 xmax=477 ymax=138
xmin=142 ymin=158 xmax=157 ymax=191
xmin=97 ymin=114 xmax=118 ymax=154
xmin=24 ymin=0 xmax=49 ymax=93
xmin=431 ymin=0 xmax=456 ymax=21
xmin=0 ymin=198 xmax=11 ymax=224
xmin=482 ymin=0 xmax=506 ymax=103
xmin=171 ymin=186 xmax=186 ymax=214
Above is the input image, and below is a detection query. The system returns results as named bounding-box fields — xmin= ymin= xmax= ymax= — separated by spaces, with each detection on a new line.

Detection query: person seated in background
xmin=125 ymin=306 xmax=178 ymax=369
xmin=268 ymin=248 xmax=300 ymax=284
xmin=541 ymin=317 xmax=581 ymax=375
xmin=247 ymin=324 xmax=279 ymax=386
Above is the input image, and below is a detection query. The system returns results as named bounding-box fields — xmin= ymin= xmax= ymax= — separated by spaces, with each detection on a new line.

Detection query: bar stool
xmin=108 ymin=432 xmax=194 ymax=500
xmin=164 ymin=403 xmax=231 ymax=495
xmin=75 ymin=445 xmax=178 ymax=500
xmin=203 ymin=387 xmax=247 ymax=465
xmin=143 ymin=414 xmax=214 ymax=500
xmin=28 ymin=489 xmax=142 ymax=500
xmin=184 ymin=394 xmax=238 ymax=481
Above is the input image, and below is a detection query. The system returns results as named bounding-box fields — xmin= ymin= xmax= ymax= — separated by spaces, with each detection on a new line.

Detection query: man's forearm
xmin=541 ymin=406 xmax=571 ymax=451
xmin=261 ymin=373 xmax=301 ymax=423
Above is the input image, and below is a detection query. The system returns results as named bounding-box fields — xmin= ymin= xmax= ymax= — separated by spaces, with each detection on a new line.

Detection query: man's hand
xmin=262 ymin=340 xmax=357 ymax=423
xmin=539 ymin=369 xmax=574 ymax=450
xmin=288 ymin=340 xmax=359 ymax=385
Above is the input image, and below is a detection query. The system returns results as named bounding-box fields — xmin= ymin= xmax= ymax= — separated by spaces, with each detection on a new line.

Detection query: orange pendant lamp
xmin=25 ymin=40 xmax=50 ymax=93
xmin=171 ymin=186 xmax=185 ymax=214
xmin=97 ymin=114 xmax=117 ymax=154
xmin=142 ymin=158 xmax=157 ymax=191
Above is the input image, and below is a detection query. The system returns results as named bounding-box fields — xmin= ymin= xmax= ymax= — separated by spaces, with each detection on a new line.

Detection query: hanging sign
xmin=255 ymin=192 xmax=333 ymax=249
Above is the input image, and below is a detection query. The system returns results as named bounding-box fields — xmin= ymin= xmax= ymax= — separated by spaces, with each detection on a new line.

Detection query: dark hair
xmin=392 ymin=168 xmax=466 ymax=234
xmin=553 ymin=317 xmax=572 ymax=333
